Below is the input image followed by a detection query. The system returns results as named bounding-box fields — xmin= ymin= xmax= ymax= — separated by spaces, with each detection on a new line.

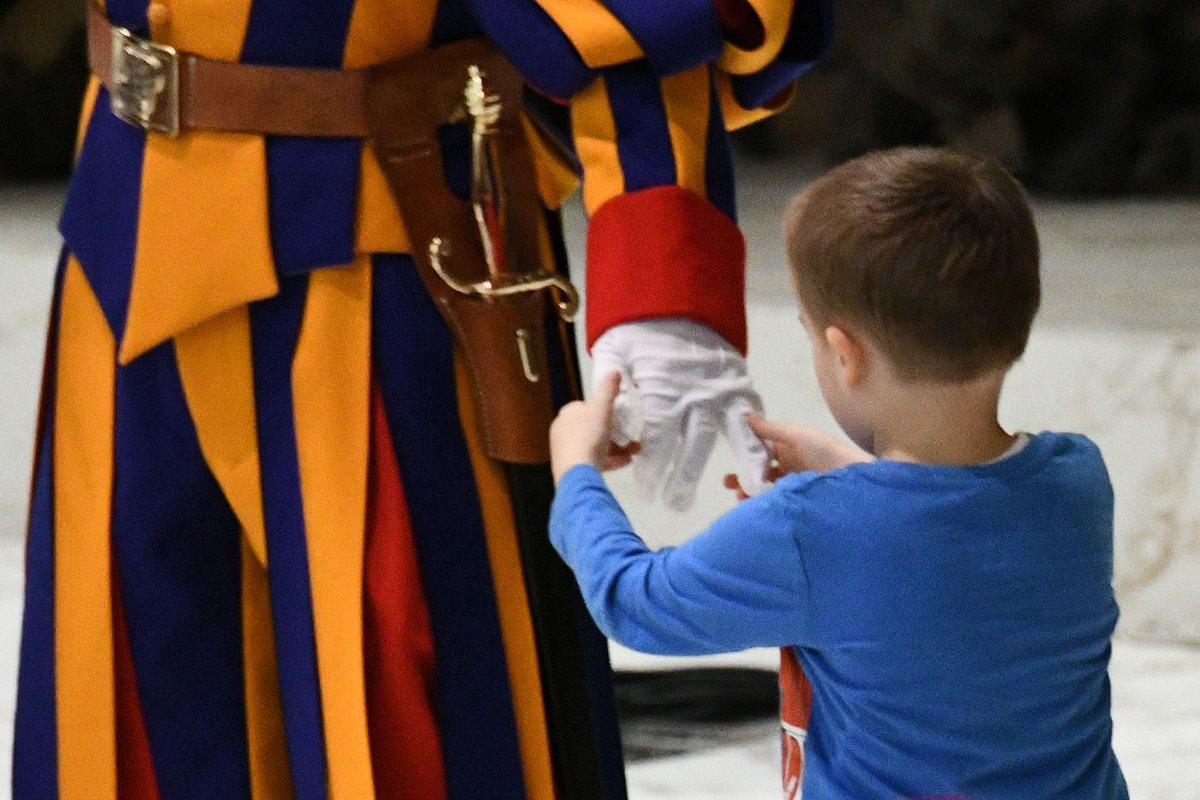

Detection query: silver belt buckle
xmin=110 ymin=26 xmax=179 ymax=136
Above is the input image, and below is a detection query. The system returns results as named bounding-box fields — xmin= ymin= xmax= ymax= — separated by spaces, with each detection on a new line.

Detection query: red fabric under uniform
xmin=781 ymin=647 xmax=815 ymax=800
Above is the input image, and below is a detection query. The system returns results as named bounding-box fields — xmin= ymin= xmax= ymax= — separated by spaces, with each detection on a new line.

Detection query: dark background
xmin=2 ymin=0 xmax=1199 ymax=194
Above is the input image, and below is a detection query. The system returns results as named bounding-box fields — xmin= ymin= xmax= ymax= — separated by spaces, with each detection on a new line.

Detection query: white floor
xmin=3 ymin=167 xmax=1200 ymax=797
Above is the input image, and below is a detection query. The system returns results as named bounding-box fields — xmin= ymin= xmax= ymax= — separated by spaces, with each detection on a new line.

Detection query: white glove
xmin=590 ymin=318 xmax=770 ymax=511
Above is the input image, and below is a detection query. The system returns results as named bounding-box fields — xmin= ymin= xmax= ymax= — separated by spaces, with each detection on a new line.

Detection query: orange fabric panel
xmin=532 ymin=0 xmax=642 ymax=68
xmin=355 ymin=143 xmax=412 ymax=255
xmin=715 ymin=71 xmax=794 ymax=131
xmin=522 ymin=115 xmax=582 ymax=211
xmin=291 ymin=259 xmax=375 ymax=800
xmin=150 ymin=0 xmax=253 ymax=59
xmin=660 ymin=64 xmax=713 ymax=199
xmin=343 ymin=0 xmax=437 ymax=68
xmin=119 ymin=0 xmax=274 ymax=364
xmin=570 ymin=76 xmax=624 ymax=214
xmin=453 ymin=355 xmax=557 ymax=800
xmin=241 ymin=539 xmax=294 ymax=800
xmin=121 ymin=131 xmax=277 ymax=364
xmin=54 ymin=257 xmax=118 ymax=800
xmin=717 ymin=0 xmax=795 ymax=75
xmin=75 ymin=79 xmax=100 ymax=158
xmin=175 ymin=306 xmax=268 ymax=567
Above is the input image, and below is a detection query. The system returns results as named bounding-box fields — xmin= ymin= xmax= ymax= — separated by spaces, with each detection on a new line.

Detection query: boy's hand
xmin=748 ymin=415 xmax=873 ymax=473
xmin=551 ymin=372 xmax=641 ymax=484
xmin=725 ymin=416 xmax=871 ymax=492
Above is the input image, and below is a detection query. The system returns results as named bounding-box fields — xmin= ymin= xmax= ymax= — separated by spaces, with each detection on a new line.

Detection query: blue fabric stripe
xmin=103 ymin=0 xmax=149 ymax=33
xmin=13 ymin=255 xmax=67 ymax=800
xmin=58 ymin=89 xmax=146 ymax=343
xmin=604 ymin=62 xmax=676 ymax=193
xmin=239 ymin=0 xmax=359 ymax=275
xmin=12 ymin=417 xmax=59 ymax=800
xmin=249 ymin=276 xmax=327 ymax=800
xmin=600 ymin=0 xmax=722 ymax=75
xmin=544 ymin=322 xmax=574 ymax=413
xmin=371 ymin=254 xmax=526 ymax=800
xmin=437 ymin=123 xmax=472 ymax=202
xmin=469 ymin=0 xmax=595 ymax=98
xmin=110 ymin=341 xmax=251 ymax=800
xmin=730 ymin=0 xmax=834 ymax=109
xmin=240 ymin=0 xmax=356 ymax=67
xmin=259 ymin=138 xmax=359 ymax=274
xmin=704 ymin=75 xmax=737 ymax=220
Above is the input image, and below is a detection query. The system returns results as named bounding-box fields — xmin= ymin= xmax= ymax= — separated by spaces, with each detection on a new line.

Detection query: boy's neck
xmin=867 ymin=370 xmax=1015 ymax=466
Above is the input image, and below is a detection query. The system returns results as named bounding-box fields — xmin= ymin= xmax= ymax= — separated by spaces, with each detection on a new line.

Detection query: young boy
xmin=548 ymin=147 xmax=1129 ymax=799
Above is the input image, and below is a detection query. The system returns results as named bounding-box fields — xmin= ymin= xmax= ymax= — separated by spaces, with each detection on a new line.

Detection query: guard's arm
xmin=474 ymin=1 xmax=834 ymax=508
xmin=471 ymin=0 xmax=834 ymax=351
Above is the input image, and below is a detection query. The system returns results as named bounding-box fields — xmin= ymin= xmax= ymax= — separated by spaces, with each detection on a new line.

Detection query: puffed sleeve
xmin=471 ymin=0 xmax=834 ymax=356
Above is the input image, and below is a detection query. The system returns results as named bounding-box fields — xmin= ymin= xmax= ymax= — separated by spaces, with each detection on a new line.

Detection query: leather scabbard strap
xmin=87 ymin=2 xmax=369 ymax=137
xmin=365 ymin=40 xmax=556 ymax=465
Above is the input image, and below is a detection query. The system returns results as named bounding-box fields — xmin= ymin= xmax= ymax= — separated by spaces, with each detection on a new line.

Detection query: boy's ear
xmin=824 ymin=325 xmax=868 ymax=386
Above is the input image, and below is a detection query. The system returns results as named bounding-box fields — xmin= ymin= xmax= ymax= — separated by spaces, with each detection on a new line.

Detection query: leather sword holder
xmin=366 ymin=40 xmax=575 ymax=465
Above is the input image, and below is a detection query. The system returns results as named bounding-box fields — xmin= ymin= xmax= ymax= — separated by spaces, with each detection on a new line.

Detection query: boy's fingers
xmin=601 ymin=452 xmax=634 ymax=471
xmin=594 ymin=370 xmax=622 ymax=408
xmin=746 ymin=413 xmax=788 ymax=443
xmin=592 ymin=369 xmax=636 ymax=446
xmin=600 ymin=442 xmax=638 ymax=471
xmin=606 ymin=441 xmax=640 ymax=460
xmin=722 ymin=473 xmax=751 ymax=501
xmin=726 ymin=399 xmax=770 ymax=497
xmin=591 ymin=354 xmax=639 ymax=445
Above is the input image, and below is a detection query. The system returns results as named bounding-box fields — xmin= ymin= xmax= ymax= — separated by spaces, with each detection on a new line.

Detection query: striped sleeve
xmin=471 ymin=0 xmax=834 ymax=355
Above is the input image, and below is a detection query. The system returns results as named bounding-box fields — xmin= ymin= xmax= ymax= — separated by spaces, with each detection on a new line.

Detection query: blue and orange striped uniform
xmin=14 ymin=1 xmax=832 ymax=797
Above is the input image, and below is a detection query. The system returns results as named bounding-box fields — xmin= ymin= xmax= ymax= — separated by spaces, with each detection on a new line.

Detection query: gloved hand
xmin=589 ymin=318 xmax=770 ymax=511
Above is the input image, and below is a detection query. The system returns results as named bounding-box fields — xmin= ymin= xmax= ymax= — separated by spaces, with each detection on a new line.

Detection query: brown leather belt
xmin=87 ymin=3 xmax=370 ymax=137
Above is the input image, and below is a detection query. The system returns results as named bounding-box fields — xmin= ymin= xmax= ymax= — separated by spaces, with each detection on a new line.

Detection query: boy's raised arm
xmin=549 ymin=466 xmax=809 ymax=655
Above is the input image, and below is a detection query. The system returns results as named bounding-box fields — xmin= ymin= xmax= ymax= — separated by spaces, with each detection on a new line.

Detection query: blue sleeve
xmin=549 ymin=465 xmax=808 ymax=655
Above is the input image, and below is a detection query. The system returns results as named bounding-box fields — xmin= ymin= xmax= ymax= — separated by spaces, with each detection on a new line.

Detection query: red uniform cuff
xmin=585 ymin=186 xmax=748 ymax=355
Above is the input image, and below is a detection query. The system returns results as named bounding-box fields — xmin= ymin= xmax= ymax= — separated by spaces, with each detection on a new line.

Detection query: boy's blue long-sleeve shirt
xmin=550 ymin=432 xmax=1129 ymax=799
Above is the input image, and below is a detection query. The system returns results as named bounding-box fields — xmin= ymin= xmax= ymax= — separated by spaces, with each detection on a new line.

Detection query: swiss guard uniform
xmin=14 ymin=1 xmax=831 ymax=798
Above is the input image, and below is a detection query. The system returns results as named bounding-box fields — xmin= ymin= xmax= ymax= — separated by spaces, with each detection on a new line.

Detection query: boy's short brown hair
xmin=785 ymin=147 xmax=1040 ymax=382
